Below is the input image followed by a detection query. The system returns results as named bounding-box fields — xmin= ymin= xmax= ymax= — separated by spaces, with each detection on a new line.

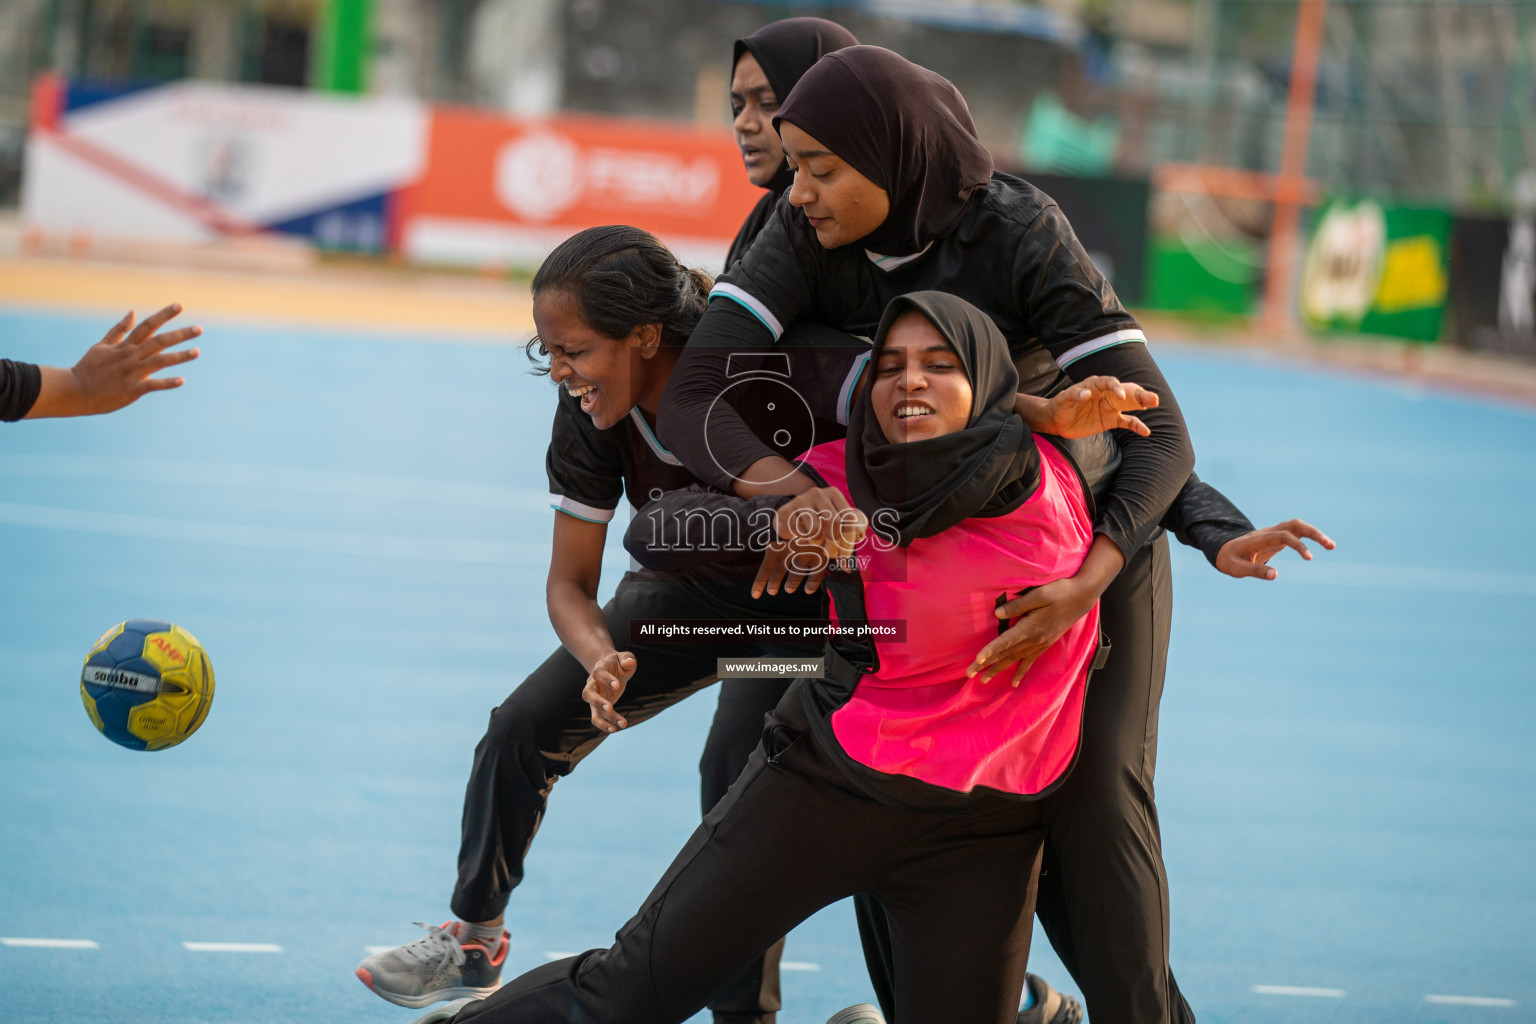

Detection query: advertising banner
xmin=1298 ymin=198 xmax=1453 ymax=343
xmin=1448 ymin=212 xmax=1536 ymax=358
xmin=23 ymin=74 xmax=427 ymax=252
xmin=397 ymin=107 xmax=762 ymax=272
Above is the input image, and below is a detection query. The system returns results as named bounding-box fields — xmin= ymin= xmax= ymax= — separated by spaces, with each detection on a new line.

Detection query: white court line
xmin=0 ymin=501 xmax=549 ymax=566
xmin=1426 ymin=995 xmax=1518 ymax=1008
xmin=0 ymin=455 xmax=552 ymax=513
xmin=1 ymin=937 xmax=99 ymax=949
xmin=1252 ymin=985 xmax=1346 ymax=998
xmin=1174 ymin=558 xmax=1536 ymax=599
xmin=539 ymin=950 xmax=819 ymax=970
xmin=364 ymin=945 xmax=394 ymax=955
xmin=182 ymin=942 xmax=283 ymax=953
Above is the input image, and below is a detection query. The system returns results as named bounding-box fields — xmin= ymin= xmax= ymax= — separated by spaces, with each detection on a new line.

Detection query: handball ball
xmin=80 ymin=619 xmax=215 ymax=751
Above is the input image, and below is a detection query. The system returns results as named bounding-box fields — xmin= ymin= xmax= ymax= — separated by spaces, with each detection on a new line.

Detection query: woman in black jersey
xmin=726 ymin=18 xmax=858 ymax=271
xmin=355 ymin=225 xmax=865 ymax=1024
xmin=659 ymin=46 xmax=1332 ymax=1024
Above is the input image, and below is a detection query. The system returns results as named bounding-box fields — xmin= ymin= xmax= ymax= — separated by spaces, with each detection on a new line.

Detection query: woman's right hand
xmin=583 ymin=651 xmax=638 ymax=733
xmin=1015 ymin=376 xmax=1159 ymax=439
xmin=753 ymin=487 xmax=868 ymax=598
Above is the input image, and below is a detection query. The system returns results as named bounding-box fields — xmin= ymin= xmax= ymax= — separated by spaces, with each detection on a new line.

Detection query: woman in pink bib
xmin=422 ymin=292 xmax=1108 ymax=1024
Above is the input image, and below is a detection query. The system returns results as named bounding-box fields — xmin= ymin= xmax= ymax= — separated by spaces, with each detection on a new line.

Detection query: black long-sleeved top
xmin=661 ymin=172 xmax=1195 ymax=559
xmin=1 ymin=359 xmax=41 ymax=422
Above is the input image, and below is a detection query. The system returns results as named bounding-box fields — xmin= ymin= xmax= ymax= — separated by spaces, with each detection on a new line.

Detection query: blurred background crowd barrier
xmin=1 ymin=0 xmax=1532 ymax=355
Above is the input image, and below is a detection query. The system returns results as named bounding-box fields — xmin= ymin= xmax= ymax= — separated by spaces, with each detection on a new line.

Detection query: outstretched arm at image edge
xmin=0 ymin=359 xmax=42 ymax=422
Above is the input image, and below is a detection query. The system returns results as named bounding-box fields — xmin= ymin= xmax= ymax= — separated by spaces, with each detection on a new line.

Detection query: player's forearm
xmin=1161 ymin=473 xmax=1256 ymax=567
xmin=546 ymin=578 xmax=616 ymax=673
xmin=625 ymin=485 xmax=790 ymax=570
xmin=1071 ymin=534 xmax=1127 ymax=602
xmin=657 ymin=299 xmax=778 ymax=490
xmin=1069 ymin=345 xmax=1194 ymax=558
xmin=1012 ymin=392 xmax=1054 ymax=432
xmin=731 ymin=457 xmax=817 ymax=498
xmin=25 ymin=365 xmax=94 ymax=419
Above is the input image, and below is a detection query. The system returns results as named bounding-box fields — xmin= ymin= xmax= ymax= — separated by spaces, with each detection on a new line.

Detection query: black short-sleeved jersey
xmin=1 ymin=359 xmax=41 ymax=422
xmin=724 ymin=190 xmax=779 ymax=272
xmin=546 ymin=328 xmax=872 ymax=523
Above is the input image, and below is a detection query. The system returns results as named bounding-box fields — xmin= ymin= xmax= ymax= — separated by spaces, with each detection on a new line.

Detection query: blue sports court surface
xmin=2 ymin=307 xmax=1532 ymax=1023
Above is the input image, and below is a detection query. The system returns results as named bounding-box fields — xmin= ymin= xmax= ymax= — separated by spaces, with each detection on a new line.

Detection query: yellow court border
xmin=0 ymin=257 xmax=535 ymax=341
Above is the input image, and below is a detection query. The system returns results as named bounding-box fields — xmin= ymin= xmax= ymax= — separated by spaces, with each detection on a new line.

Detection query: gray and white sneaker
xmin=826 ymin=1005 xmax=887 ymax=1024
xmin=408 ymin=997 xmax=475 ymax=1024
xmin=1016 ymin=972 xmax=1084 ymax=1024
xmin=356 ymin=921 xmax=507 ymax=1008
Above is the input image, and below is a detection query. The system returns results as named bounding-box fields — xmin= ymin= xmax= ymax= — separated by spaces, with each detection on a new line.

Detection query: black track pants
xmin=450 ymin=690 xmax=1046 ymax=1024
xmin=857 ymin=535 xmax=1196 ymax=1024
xmin=450 ymin=573 xmax=795 ymax=1024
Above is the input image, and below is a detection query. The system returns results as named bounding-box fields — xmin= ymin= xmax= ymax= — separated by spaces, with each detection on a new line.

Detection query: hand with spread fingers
xmin=27 ymin=303 xmax=202 ymax=419
xmin=1216 ymin=519 xmax=1335 ymax=580
xmin=752 ymin=486 xmax=868 ymax=599
xmin=965 ymin=576 xmax=1099 ymax=688
xmin=581 ymin=651 xmax=639 ymax=733
xmin=1015 ymin=375 xmax=1159 ymax=439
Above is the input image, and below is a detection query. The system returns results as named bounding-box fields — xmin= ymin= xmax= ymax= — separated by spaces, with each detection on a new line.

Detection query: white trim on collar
xmin=864 ymin=242 xmax=934 ymax=272
xmin=629 ymin=408 xmax=683 ymax=466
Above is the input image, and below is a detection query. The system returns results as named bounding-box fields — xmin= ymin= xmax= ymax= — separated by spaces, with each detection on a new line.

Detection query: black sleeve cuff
xmin=1 ymin=360 xmax=42 ymax=422
xmin=1161 ymin=472 xmax=1256 ymax=566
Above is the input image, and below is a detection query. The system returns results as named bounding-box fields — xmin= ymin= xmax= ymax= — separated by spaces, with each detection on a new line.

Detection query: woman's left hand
xmin=1024 ymin=376 xmax=1159 ymax=439
xmin=1216 ymin=519 xmax=1335 ymax=580
xmin=966 ymin=575 xmax=1098 ymax=687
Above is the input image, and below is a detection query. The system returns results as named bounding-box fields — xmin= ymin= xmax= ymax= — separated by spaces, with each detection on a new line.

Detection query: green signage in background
xmin=1299 ymin=198 xmax=1453 ymax=343
xmin=314 ymin=0 xmax=374 ymax=94
xmin=1146 ymin=235 xmax=1262 ymax=319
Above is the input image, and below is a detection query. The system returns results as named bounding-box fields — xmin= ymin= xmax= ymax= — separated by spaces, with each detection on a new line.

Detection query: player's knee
xmin=479 ymin=697 xmax=547 ymax=755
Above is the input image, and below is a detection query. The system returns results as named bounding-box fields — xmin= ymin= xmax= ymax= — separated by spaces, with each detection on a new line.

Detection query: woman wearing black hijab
xmin=655 ymin=46 xmax=1274 ymax=1024
xmin=726 ymin=18 xmax=859 ymax=269
xmin=412 ymin=291 xmax=1118 ymax=1024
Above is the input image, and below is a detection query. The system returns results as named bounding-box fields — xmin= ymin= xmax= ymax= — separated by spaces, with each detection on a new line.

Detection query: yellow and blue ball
xmin=80 ymin=620 xmax=215 ymax=751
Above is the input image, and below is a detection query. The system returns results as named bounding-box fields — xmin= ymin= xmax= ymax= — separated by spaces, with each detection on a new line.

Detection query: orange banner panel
xmin=399 ymin=107 xmax=763 ymax=269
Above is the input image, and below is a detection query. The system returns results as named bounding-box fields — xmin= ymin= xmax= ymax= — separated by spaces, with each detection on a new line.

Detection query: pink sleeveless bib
xmin=802 ymin=438 xmax=1098 ymax=796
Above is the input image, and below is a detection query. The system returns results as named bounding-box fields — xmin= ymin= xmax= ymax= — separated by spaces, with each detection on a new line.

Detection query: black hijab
xmin=776 ymin=46 xmax=994 ymax=257
xmin=846 ymin=291 xmax=1040 ymax=547
xmin=734 ymin=18 xmax=859 ymax=196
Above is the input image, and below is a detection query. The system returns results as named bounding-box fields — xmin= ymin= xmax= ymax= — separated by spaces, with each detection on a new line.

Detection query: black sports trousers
xmin=858 ymin=534 xmax=1195 ymax=1024
xmin=449 ymin=688 xmax=1046 ymax=1024
xmin=450 ymin=572 xmax=800 ymax=1024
